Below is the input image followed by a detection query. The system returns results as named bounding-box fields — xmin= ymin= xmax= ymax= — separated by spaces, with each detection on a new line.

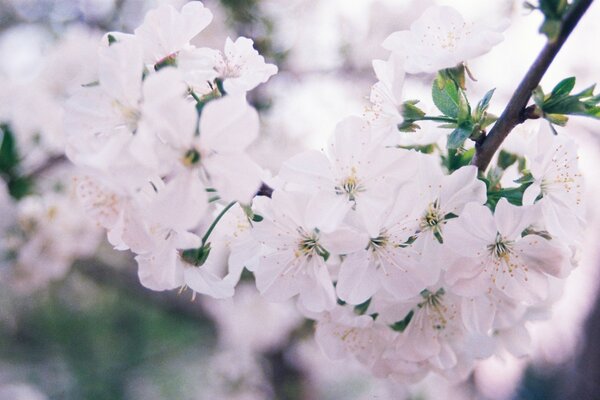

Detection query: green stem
xmin=189 ymin=90 xmax=202 ymax=104
xmin=417 ymin=116 xmax=457 ymax=123
xmin=201 ymin=201 xmax=236 ymax=245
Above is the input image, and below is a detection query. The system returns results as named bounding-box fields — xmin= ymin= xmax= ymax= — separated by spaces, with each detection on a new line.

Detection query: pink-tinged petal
xmin=430 ymin=342 xmax=458 ymax=370
xmin=522 ymin=181 xmax=541 ymax=205
xmin=298 ymin=258 xmax=336 ymax=312
xmin=279 ymin=150 xmax=334 ymax=191
xmin=203 ymin=153 xmax=262 ymax=203
xmin=494 ymin=198 xmax=536 ymax=240
xmin=147 ymin=171 xmax=208 ymax=231
xmin=443 ymin=216 xmax=492 ymax=259
xmin=355 ymin=191 xmax=395 ymax=238
xmin=199 ymin=95 xmax=258 ymax=153
xmin=328 ymin=117 xmax=370 ymax=171
xmin=515 ymin=235 xmax=571 ymax=278
xmin=336 ymin=250 xmax=380 ymax=305
xmin=98 ymin=38 xmax=143 ymax=107
xmin=134 ymin=2 xmax=213 ymax=64
xmin=444 ymin=257 xmax=490 ymax=296
xmin=497 ymin=264 xmax=548 ymax=304
xmin=320 ymin=227 xmax=368 ymax=255
xmin=254 ymin=251 xmax=304 ymax=301
xmin=461 ymin=296 xmax=495 ymax=334
xmin=382 ymin=31 xmax=411 ymax=52
xmin=440 ymin=166 xmax=487 ymax=213
xmin=304 ymin=192 xmax=352 ymax=233
xmin=401 ymin=311 xmax=441 ymax=361
xmin=378 ymin=248 xmax=436 ymax=300
xmin=183 ymin=267 xmax=235 ymax=299
xmin=500 ymin=324 xmax=531 ymax=357
xmin=178 ymin=47 xmax=219 ymax=95
xmin=136 ymin=249 xmax=183 ymax=291
xmin=139 ymin=67 xmax=197 ymax=148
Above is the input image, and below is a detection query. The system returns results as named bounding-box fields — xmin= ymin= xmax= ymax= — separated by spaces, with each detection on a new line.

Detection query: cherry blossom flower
xmin=279 ymin=116 xmax=419 ymax=236
xmin=383 ymin=5 xmax=506 ymax=74
xmin=215 ymin=37 xmax=278 ymax=94
xmin=444 ymin=199 xmax=572 ymax=303
xmin=134 ymin=1 xmax=213 ymax=65
xmin=523 ymin=125 xmax=585 ymax=244
xmin=249 ymin=190 xmax=365 ymax=312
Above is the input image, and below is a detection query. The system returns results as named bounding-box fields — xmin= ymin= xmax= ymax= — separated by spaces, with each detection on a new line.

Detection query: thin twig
xmin=472 ymin=0 xmax=594 ymax=172
xmin=26 ymin=154 xmax=67 ymax=179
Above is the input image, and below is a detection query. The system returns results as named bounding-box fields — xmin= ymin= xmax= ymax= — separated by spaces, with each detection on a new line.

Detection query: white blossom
xmin=383 ymin=5 xmax=506 ymax=74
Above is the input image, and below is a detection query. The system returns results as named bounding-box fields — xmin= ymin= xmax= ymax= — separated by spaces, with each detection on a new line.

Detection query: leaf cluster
xmin=532 ymin=77 xmax=600 ymax=132
xmin=398 ymin=66 xmax=497 ymax=151
xmin=525 ymin=0 xmax=569 ymax=41
xmin=0 ymin=124 xmax=32 ymax=199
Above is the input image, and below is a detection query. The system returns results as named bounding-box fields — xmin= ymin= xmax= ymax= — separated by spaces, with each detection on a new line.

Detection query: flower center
xmin=418 ymin=288 xmax=449 ymax=331
xmin=488 ymin=233 xmax=513 ymax=261
xmin=335 ymin=168 xmax=365 ymax=201
xmin=368 ymin=232 xmax=389 ymax=251
xmin=113 ymin=100 xmax=141 ymax=132
xmin=296 ymin=228 xmax=329 ymax=260
xmin=420 ymin=201 xmax=443 ymax=234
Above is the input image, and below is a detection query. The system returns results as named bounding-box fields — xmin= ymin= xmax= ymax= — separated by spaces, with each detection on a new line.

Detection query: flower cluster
xmin=60 ymin=1 xmax=585 ymax=386
xmin=64 ymin=2 xmax=277 ymax=299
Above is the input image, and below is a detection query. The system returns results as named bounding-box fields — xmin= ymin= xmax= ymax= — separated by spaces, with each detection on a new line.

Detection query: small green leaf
xmin=545 ymin=113 xmax=569 ymax=126
xmin=447 ymin=125 xmax=473 ymax=149
xmin=476 ymin=88 xmax=496 ymax=117
xmin=181 ymin=244 xmax=212 ymax=267
xmin=107 ymin=34 xmax=117 ymax=45
xmin=540 ymin=18 xmax=562 ymax=41
xmin=551 ymin=77 xmax=576 ymax=97
xmin=402 ymin=100 xmax=426 ymax=120
xmin=0 ymin=124 xmax=19 ymax=172
xmin=497 ymin=150 xmax=518 ymax=170
xmin=354 ymin=298 xmax=371 ymax=315
xmin=533 ymin=86 xmax=546 ymax=108
xmin=432 ymin=76 xmax=461 ymax=118
xmin=390 ymin=310 xmax=414 ymax=332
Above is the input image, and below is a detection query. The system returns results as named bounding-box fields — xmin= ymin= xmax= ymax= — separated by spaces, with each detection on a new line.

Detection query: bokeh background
xmin=0 ymin=0 xmax=599 ymax=399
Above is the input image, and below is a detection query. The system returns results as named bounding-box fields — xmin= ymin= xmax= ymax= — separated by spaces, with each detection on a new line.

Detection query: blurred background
xmin=0 ymin=0 xmax=599 ymax=399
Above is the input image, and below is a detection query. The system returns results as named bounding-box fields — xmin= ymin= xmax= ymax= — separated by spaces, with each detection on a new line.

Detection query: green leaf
xmin=7 ymin=176 xmax=32 ymax=199
xmin=354 ymin=298 xmax=371 ymax=315
xmin=551 ymin=77 xmax=576 ymax=97
xmin=447 ymin=125 xmax=472 ymax=149
xmin=0 ymin=124 xmax=20 ymax=172
xmin=533 ymin=86 xmax=546 ymax=108
xmin=443 ymin=147 xmax=475 ymax=172
xmin=514 ymin=172 xmax=534 ymax=184
xmin=181 ymin=244 xmax=212 ymax=267
xmin=497 ymin=150 xmax=518 ymax=170
xmin=540 ymin=18 xmax=562 ymax=41
xmin=476 ymin=88 xmax=496 ymax=118
xmin=107 ymin=34 xmax=117 ymax=45
xmin=402 ymin=100 xmax=426 ymax=120
xmin=545 ymin=113 xmax=569 ymax=126
xmin=390 ymin=310 xmax=414 ymax=332
xmin=432 ymin=76 xmax=461 ymax=118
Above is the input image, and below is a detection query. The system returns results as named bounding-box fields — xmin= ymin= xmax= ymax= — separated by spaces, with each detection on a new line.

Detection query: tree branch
xmin=471 ymin=0 xmax=594 ymax=172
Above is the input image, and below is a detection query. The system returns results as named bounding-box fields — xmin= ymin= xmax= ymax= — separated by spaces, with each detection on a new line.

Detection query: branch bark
xmin=471 ymin=0 xmax=594 ymax=172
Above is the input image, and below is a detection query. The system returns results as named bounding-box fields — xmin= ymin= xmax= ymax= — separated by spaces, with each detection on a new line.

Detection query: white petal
xmin=203 ymin=153 xmax=263 ymax=203
xmin=199 ymin=95 xmax=258 ymax=153
xmin=336 ymin=250 xmax=380 ymax=305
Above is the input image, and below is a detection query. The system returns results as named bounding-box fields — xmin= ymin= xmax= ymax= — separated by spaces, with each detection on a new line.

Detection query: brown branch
xmin=26 ymin=154 xmax=68 ymax=180
xmin=471 ymin=0 xmax=594 ymax=172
